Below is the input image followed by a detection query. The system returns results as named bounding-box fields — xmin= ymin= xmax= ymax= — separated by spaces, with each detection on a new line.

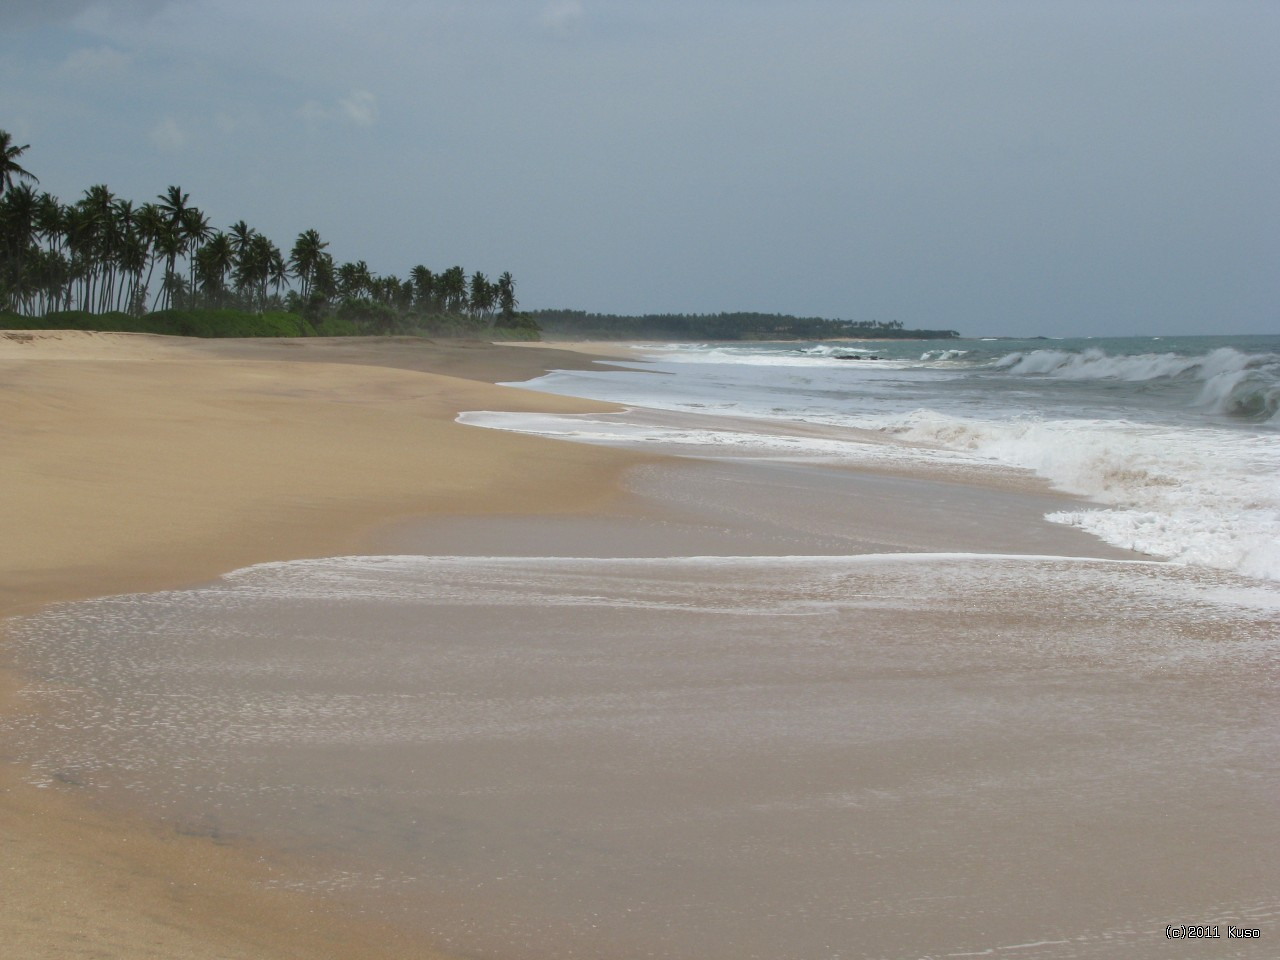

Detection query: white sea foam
xmin=879 ymin=410 xmax=1280 ymax=580
xmin=458 ymin=410 xmax=861 ymax=456
xmin=458 ymin=409 xmax=990 ymax=469
xmin=920 ymin=348 xmax=971 ymax=361
xmin=465 ymin=398 xmax=1280 ymax=581
xmin=637 ymin=342 xmax=914 ymax=368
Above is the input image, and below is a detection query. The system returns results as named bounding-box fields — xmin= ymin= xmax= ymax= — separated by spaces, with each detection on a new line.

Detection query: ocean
xmin=5 ymin=333 xmax=1279 ymax=959
xmin=466 ymin=334 xmax=1280 ymax=581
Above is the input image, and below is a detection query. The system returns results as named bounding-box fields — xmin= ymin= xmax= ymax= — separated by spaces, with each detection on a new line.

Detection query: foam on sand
xmin=7 ymin=551 xmax=1277 ymax=960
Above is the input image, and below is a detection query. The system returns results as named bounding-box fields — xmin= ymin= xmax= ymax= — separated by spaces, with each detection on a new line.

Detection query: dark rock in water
xmin=834 ymin=354 xmax=880 ymax=360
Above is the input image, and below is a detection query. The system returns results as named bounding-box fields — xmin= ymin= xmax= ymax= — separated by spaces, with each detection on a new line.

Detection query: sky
xmin=2 ymin=0 xmax=1276 ymax=337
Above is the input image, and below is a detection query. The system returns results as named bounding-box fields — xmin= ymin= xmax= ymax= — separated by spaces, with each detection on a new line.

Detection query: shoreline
xmin=0 ymin=331 xmax=651 ymax=960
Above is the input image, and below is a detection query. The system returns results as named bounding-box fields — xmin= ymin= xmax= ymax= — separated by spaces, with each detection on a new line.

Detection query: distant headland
xmin=530 ymin=310 xmax=960 ymax=341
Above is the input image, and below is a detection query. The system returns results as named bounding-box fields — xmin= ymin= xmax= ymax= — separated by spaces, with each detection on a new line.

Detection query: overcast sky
xmin=3 ymin=0 xmax=1276 ymax=336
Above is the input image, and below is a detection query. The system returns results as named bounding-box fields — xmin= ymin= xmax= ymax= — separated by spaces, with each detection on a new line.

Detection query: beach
xmin=0 ymin=332 xmax=646 ymax=959
xmin=2 ymin=332 xmax=1276 ymax=959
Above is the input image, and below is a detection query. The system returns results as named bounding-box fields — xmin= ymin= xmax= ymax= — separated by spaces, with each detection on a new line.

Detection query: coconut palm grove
xmin=0 ymin=130 xmax=532 ymax=339
xmin=1 ymin=130 xmax=961 ymax=342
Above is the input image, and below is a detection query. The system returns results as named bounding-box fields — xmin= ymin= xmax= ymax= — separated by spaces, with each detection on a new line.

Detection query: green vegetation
xmin=0 ymin=131 xmax=537 ymax=339
xmin=0 ymin=308 xmax=317 ymax=338
xmin=530 ymin=310 xmax=959 ymax=341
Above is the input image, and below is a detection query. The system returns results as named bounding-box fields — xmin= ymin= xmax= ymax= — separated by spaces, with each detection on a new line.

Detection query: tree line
xmin=530 ymin=310 xmax=960 ymax=341
xmin=0 ymin=130 xmax=535 ymax=337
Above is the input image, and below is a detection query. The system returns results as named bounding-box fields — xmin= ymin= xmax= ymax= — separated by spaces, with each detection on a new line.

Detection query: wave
xmin=1193 ymin=362 xmax=1280 ymax=422
xmin=647 ymin=343 xmax=910 ymax=368
xmin=990 ymin=346 xmax=1280 ymax=421
xmin=880 ymin=410 xmax=1280 ymax=581
xmin=990 ymin=345 xmax=1268 ymax=384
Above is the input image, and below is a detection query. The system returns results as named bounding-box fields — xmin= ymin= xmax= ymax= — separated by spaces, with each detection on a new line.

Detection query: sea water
xmin=463 ymin=334 xmax=1280 ymax=581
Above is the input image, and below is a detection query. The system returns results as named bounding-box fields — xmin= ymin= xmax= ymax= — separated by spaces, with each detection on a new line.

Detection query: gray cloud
xmin=57 ymin=45 xmax=131 ymax=78
xmin=539 ymin=0 xmax=585 ymax=35
xmin=0 ymin=0 xmax=168 ymax=28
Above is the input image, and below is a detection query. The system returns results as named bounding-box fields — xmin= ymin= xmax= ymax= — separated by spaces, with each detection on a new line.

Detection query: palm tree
xmin=33 ymin=192 xmax=68 ymax=309
xmin=409 ymin=264 xmax=435 ymax=312
xmin=497 ymin=271 xmax=517 ymax=323
xmin=76 ymin=185 xmax=117 ymax=312
xmin=1 ymin=182 xmax=41 ymax=312
xmin=195 ymin=231 xmax=234 ymax=305
xmin=337 ymin=260 xmax=373 ymax=300
xmin=226 ymin=221 xmax=258 ymax=307
xmin=61 ymin=202 xmax=96 ymax=310
xmin=116 ymin=224 xmax=148 ymax=314
xmin=155 ymin=186 xmax=190 ymax=309
xmin=469 ymin=271 xmax=495 ymax=323
xmin=311 ymin=253 xmax=336 ymax=302
xmin=0 ymin=130 xmax=38 ymax=197
xmin=233 ymin=233 xmax=274 ymax=309
xmin=438 ymin=265 xmax=467 ymax=314
xmin=134 ymin=202 xmax=165 ymax=313
xmin=34 ymin=192 xmax=65 ymax=256
xmin=150 ymin=222 xmax=183 ymax=310
xmin=160 ymin=269 xmax=188 ymax=310
xmin=267 ymin=241 xmax=289 ymax=303
xmin=227 ymin=219 xmax=255 ymax=257
xmin=30 ymin=246 xmax=68 ymax=316
xmin=156 ymin=184 xmax=190 ymax=224
xmin=289 ymin=229 xmax=328 ymax=300
xmin=180 ymin=206 xmax=212 ymax=296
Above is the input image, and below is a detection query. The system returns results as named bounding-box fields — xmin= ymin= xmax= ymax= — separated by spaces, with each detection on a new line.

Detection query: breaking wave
xmin=880 ymin=410 xmax=1280 ymax=581
xmin=991 ymin=347 xmax=1280 ymax=422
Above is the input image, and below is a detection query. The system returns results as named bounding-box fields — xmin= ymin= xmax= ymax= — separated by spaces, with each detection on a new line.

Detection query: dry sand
xmin=0 ymin=330 xmax=646 ymax=960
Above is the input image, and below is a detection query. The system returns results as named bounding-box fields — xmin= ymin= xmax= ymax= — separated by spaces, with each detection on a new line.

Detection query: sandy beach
xmin=0 ymin=331 xmax=647 ymax=959
xmin=2 ymin=331 xmax=1275 ymax=959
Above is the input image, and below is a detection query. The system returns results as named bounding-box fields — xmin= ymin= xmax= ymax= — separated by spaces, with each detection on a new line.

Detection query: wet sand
xmin=8 ymin=475 xmax=1278 ymax=959
xmin=3 ymin=331 xmax=1276 ymax=958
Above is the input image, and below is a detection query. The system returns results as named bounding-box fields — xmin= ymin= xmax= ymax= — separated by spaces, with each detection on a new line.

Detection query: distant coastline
xmin=530 ymin=309 xmax=960 ymax=341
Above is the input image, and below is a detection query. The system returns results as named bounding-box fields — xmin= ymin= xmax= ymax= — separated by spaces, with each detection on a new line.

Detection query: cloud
xmin=298 ymin=100 xmax=329 ymax=124
xmin=148 ymin=116 xmax=186 ymax=151
xmin=338 ymin=89 xmax=377 ymax=127
xmin=298 ymin=89 xmax=378 ymax=127
xmin=58 ymin=45 xmax=131 ymax=78
xmin=539 ymin=0 xmax=584 ymax=35
xmin=0 ymin=0 xmax=168 ymax=29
